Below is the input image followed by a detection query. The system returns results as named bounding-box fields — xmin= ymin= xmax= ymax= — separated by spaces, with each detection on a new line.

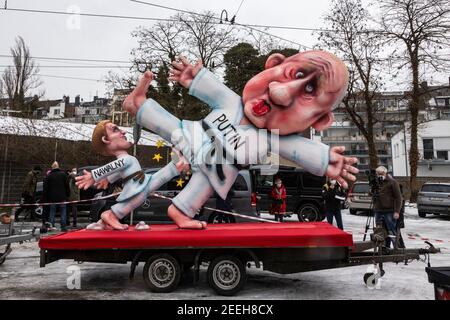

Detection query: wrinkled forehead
xmin=286 ymin=51 xmax=345 ymax=72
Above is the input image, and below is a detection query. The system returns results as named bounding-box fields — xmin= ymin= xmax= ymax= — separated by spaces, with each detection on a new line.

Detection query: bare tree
xmin=131 ymin=18 xmax=185 ymax=71
xmin=1 ymin=36 xmax=43 ymax=115
xmin=319 ymin=0 xmax=385 ymax=169
xmin=179 ymin=12 xmax=237 ymax=71
xmin=112 ymin=11 xmax=239 ymax=121
xmin=379 ymin=0 xmax=450 ymax=201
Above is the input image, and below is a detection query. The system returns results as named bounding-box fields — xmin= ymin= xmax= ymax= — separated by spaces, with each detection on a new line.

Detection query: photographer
xmin=373 ymin=166 xmax=403 ymax=248
xmin=322 ymin=180 xmax=345 ymax=230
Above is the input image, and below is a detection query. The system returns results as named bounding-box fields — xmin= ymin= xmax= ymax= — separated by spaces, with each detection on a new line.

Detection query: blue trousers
xmin=49 ymin=204 xmax=67 ymax=228
xmin=326 ymin=209 xmax=343 ymax=230
xmin=375 ymin=211 xmax=397 ymax=248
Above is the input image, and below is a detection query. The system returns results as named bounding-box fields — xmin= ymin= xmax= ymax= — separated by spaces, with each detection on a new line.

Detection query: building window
xmin=423 ymin=139 xmax=434 ymax=160
xmin=53 ymin=109 xmax=60 ymax=115
xmin=437 ymin=151 xmax=448 ymax=161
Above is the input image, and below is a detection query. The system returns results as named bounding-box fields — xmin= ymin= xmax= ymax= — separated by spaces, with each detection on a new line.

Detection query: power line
xmin=0 ymin=5 xmax=386 ymax=35
xmin=129 ymin=0 xmax=313 ymax=49
xmin=0 ymin=54 xmax=131 ymax=64
xmin=0 ymin=65 xmax=130 ymax=69
xmin=0 ymin=7 xmax=178 ymax=23
xmin=38 ymin=74 xmax=106 ymax=82
xmin=0 ymin=6 xmax=308 ymax=48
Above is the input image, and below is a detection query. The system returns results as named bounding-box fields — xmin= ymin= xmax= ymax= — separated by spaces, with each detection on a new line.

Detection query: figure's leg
xmin=169 ymin=172 xmax=214 ymax=229
xmin=123 ymin=71 xmax=184 ymax=146
xmin=122 ymin=71 xmax=153 ymax=116
xmin=107 ymin=189 xmax=150 ymax=230
xmin=101 ymin=210 xmax=128 ymax=230
xmin=136 ymin=98 xmax=183 ymax=144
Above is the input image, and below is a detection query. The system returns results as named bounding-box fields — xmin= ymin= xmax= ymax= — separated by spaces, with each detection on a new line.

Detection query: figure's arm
xmin=76 ymin=157 xmax=130 ymax=190
xmin=278 ymin=135 xmax=330 ymax=177
xmin=277 ymin=136 xmax=358 ymax=189
xmin=169 ymin=57 xmax=240 ymax=110
xmin=147 ymin=162 xmax=179 ymax=193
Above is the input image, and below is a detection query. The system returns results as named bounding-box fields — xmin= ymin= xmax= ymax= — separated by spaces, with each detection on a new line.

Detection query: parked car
xmin=89 ymin=167 xmax=257 ymax=224
xmin=347 ymin=181 xmax=372 ymax=215
xmin=249 ymin=165 xmax=326 ymax=222
xmin=417 ymin=182 xmax=450 ymax=218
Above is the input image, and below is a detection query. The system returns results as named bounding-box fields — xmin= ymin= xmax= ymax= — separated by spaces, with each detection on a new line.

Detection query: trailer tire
xmin=207 ymin=255 xmax=246 ymax=296
xmin=363 ymin=270 xmax=385 ymax=286
xmin=143 ymin=253 xmax=181 ymax=293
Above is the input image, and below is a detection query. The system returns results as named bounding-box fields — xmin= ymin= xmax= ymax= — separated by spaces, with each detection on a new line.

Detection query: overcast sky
xmin=0 ymin=0 xmax=448 ymax=101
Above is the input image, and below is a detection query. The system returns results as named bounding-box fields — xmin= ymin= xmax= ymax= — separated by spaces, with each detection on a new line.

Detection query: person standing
xmin=322 ymin=180 xmax=345 ymax=230
xmin=68 ymin=168 xmax=80 ymax=228
xmin=373 ymin=166 xmax=403 ymax=249
xmin=15 ymin=166 xmax=42 ymax=221
xmin=270 ymin=178 xmax=287 ymax=222
xmin=214 ymin=188 xmax=235 ymax=223
xmin=43 ymin=161 xmax=70 ymax=231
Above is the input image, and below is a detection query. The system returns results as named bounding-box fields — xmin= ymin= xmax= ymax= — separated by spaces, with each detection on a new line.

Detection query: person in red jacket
xmin=270 ymin=178 xmax=287 ymax=222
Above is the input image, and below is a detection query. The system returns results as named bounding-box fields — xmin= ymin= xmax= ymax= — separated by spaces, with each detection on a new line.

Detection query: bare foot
xmin=168 ymin=205 xmax=206 ymax=230
xmin=86 ymin=219 xmax=113 ymax=230
xmin=122 ymin=71 xmax=154 ymax=116
xmin=101 ymin=211 xmax=127 ymax=230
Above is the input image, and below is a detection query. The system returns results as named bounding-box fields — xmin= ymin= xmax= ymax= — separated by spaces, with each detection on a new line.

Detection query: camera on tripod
xmin=365 ymin=169 xmax=383 ymax=200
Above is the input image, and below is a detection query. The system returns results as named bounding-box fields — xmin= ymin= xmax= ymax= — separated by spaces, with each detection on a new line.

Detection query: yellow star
xmin=153 ymin=153 xmax=163 ymax=162
xmin=156 ymin=140 xmax=166 ymax=148
xmin=176 ymin=178 xmax=185 ymax=188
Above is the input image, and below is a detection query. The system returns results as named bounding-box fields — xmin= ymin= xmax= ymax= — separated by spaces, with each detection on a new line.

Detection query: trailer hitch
xmin=421 ymin=241 xmax=440 ymax=255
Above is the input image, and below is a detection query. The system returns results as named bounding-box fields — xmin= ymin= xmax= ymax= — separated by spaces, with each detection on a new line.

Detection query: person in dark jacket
xmin=43 ymin=161 xmax=70 ymax=231
xmin=67 ymin=168 xmax=80 ymax=228
xmin=214 ymin=188 xmax=235 ymax=223
xmin=373 ymin=166 xmax=403 ymax=248
xmin=322 ymin=180 xmax=345 ymax=230
xmin=15 ymin=166 xmax=41 ymax=221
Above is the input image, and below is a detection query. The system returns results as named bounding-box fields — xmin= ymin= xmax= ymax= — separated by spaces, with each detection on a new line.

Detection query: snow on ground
xmin=0 ymin=208 xmax=449 ymax=300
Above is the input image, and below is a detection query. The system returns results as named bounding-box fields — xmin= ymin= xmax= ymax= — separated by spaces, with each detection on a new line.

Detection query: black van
xmin=249 ymin=165 xmax=326 ymax=222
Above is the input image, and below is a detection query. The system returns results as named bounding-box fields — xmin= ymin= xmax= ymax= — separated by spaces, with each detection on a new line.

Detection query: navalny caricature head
xmin=92 ymin=120 xmax=133 ymax=157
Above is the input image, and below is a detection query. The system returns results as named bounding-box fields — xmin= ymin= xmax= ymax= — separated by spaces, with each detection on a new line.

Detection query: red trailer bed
xmin=39 ymin=222 xmax=353 ymax=250
xmin=38 ymin=222 xmax=437 ymax=296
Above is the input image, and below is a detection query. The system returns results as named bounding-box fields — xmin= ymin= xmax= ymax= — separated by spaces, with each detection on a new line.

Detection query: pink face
xmin=103 ymin=123 xmax=132 ymax=154
xmin=242 ymin=50 xmax=348 ymax=135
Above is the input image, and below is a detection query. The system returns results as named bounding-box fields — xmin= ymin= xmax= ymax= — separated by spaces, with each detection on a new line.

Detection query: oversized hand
xmin=169 ymin=56 xmax=203 ymax=89
xmin=94 ymin=179 xmax=109 ymax=190
xmin=326 ymin=146 xmax=359 ymax=189
xmin=172 ymin=147 xmax=191 ymax=173
xmin=75 ymin=170 xmax=95 ymax=190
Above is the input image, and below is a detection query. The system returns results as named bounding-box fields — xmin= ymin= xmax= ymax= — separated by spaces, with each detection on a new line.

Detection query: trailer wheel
xmin=363 ymin=270 xmax=385 ymax=286
xmin=143 ymin=254 xmax=181 ymax=293
xmin=207 ymin=255 xmax=246 ymax=296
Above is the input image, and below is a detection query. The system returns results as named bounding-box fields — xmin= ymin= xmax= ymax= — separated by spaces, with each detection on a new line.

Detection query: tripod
xmin=363 ymin=194 xmax=376 ymax=242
